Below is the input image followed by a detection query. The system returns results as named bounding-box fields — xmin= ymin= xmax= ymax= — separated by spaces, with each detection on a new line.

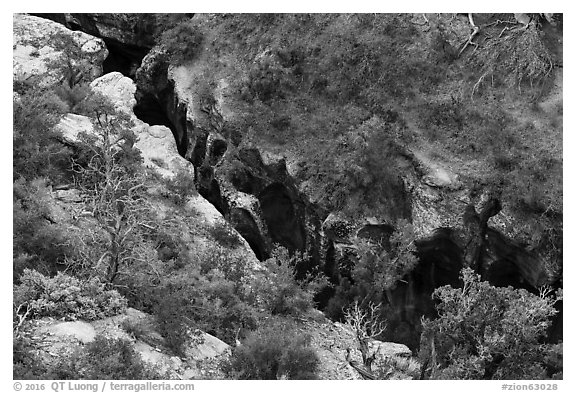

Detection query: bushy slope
xmin=158 ymin=13 xmax=562 ymax=268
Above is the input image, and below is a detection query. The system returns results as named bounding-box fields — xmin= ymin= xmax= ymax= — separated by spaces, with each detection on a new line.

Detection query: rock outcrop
xmin=27 ymin=308 xmax=230 ymax=379
xmin=54 ymin=71 xmax=261 ymax=268
xmin=55 ymin=72 xmax=192 ymax=180
xmin=13 ymin=14 xmax=107 ymax=87
xmin=31 ymin=13 xmax=167 ymax=77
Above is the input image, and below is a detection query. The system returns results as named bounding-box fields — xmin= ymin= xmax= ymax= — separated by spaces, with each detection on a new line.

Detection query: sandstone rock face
xmin=54 ymin=72 xmax=193 ymax=180
xmin=88 ymin=72 xmax=196 ymax=179
xmin=13 ymin=14 xmax=107 ymax=87
xmin=184 ymin=331 xmax=230 ymax=361
xmin=39 ymin=321 xmax=96 ymax=344
xmin=108 ymin=309 xmax=229 ymax=376
xmin=89 ymin=71 xmax=137 ymax=114
xmin=324 ymin=321 xmax=419 ymax=379
xmin=369 ymin=340 xmax=412 ymax=358
xmin=55 ymin=113 xmax=93 ymax=142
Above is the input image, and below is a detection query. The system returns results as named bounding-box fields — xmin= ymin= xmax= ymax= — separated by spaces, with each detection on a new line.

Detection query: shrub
xmin=153 ymin=261 xmax=261 ymax=355
xmin=247 ymin=54 xmax=293 ymax=102
xmin=255 ymin=247 xmax=327 ymax=316
xmin=13 ymin=178 xmax=72 ymax=280
xmin=324 ymin=220 xmax=418 ymax=320
xmin=159 ymin=21 xmax=203 ymax=65
xmin=152 ymin=14 xmax=194 ymax=39
xmin=14 ymin=334 xmax=164 ymax=380
xmin=300 ymin=115 xmax=410 ymax=220
xmin=225 ymin=319 xmax=319 ymax=379
xmin=352 ymin=219 xmax=418 ymax=294
xmin=14 ymin=269 xmax=127 ymax=321
xmin=373 ymin=355 xmax=421 ymax=380
xmin=419 ymin=97 xmax=466 ymax=138
xmin=154 ymin=228 xmax=183 ymax=263
xmin=121 ymin=319 xmax=149 ymax=341
xmin=153 ymin=289 xmax=192 ymax=357
xmin=198 ymin=245 xmax=249 ymax=283
xmin=163 ymin=168 xmax=197 ymax=205
xmin=55 ymin=335 xmax=165 ymax=379
xmin=13 ymin=333 xmax=57 ymax=379
xmin=420 ymin=268 xmax=562 ymax=380
xmin=54 ymin=83 xmax=92 ymax=113
xmin=13 ymin=87 xmax=71 ymax=183
xmin=207 ymin=221 xmax=243 ymax=249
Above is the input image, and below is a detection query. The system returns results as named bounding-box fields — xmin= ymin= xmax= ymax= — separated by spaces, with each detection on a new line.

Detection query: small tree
xmin=48 ymin=32 xmax=92 ymax=88
xmin=255 ymin=247 xmax=328 ymax=317
xmin=349 ymin=219 xmax=418 ymax=302
xmin=72 ymin=94 xmax=149 ymax=283
xmin=344 ymin=300 xmax=386 ymax=373
xmin=159 ymin=21 xmax=203 ymax=65
xmin=420 ymin=268 xmax=562 ymax=380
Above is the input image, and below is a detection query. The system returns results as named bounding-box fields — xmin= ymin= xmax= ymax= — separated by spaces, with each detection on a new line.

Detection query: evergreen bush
xmin=14 ymin=269 xmax=127 ymax=321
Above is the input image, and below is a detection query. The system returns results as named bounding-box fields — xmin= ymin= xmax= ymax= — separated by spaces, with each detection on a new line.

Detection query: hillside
xmin=13 ymin=13 xmax=562 ymax=380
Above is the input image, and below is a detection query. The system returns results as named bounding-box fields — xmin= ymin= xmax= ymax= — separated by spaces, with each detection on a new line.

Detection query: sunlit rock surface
xmin=13 ymin=14 xmax=107 ymax=87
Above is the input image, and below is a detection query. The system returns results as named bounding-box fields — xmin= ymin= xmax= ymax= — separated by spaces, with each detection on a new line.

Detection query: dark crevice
xmin=102 ymin=39 xmax=149 ymax=78
xmin=133 ymin=90 xmax=174 ymax=129
xmin=208 ymin=139 xmax=228 ymax=166
xmin=133 ymin=83 xmax=188 ymax=157
xmin=258 ymin=183 xmax=306 ymax=254
xmin=229 ymin=208 xmax=269 ymax=261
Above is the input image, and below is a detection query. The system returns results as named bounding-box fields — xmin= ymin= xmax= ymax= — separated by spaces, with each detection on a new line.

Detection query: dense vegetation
xmin=162 ymin=14 xmax=562 ymax=260
xmin=420 ymin=269 xmax=562 ymax=379
xmin=13 ymin=78 xmax=326 ymax=377
xmin=14 ymin=13 xmax=562 ymax=380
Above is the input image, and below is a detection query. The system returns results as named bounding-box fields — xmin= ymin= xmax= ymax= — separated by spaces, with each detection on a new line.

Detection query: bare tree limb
xmin=459 ymin=13 xmax=480 ymax=57
xmin=13 ymin=303 xmax=32 ymax=334
xmin=344 ymin=301 xmax=386 ymax=372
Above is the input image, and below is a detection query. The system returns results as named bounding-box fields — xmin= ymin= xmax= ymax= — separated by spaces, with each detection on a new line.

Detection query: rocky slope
xmin=13 ymin=14 xmax=423 ymax=379
xmin=14 ymin=12 xmax=562 ymax=374
xmin=13 ymin=13 xmax=253 ymax=378
xmin=23 ymin=308 xmax=230 ymax=379
xmin=128 ymin=14 xmax=559 ymax=346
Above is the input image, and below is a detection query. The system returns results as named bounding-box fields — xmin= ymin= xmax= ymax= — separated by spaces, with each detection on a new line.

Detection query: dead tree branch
xmin=344 ymin=301 xmax=386 ymax=372
xmin=13 ymin=303 xmax=32 ymax=334
xmin=459 ymin=13 xmax=480 ymax=57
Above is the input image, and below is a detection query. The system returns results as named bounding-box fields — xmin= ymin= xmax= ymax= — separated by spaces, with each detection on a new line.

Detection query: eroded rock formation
xmin=32 ymin=13 xmax=160 ymax=77
xmin=135 ymin=55 xmax=324 ymax=265
xmin=13 ymin=14 xmax=108 ymax=87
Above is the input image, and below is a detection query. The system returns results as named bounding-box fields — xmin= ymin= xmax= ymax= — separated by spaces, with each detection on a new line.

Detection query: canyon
xmin=15 ymin=13 xmax=563 ymax=355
